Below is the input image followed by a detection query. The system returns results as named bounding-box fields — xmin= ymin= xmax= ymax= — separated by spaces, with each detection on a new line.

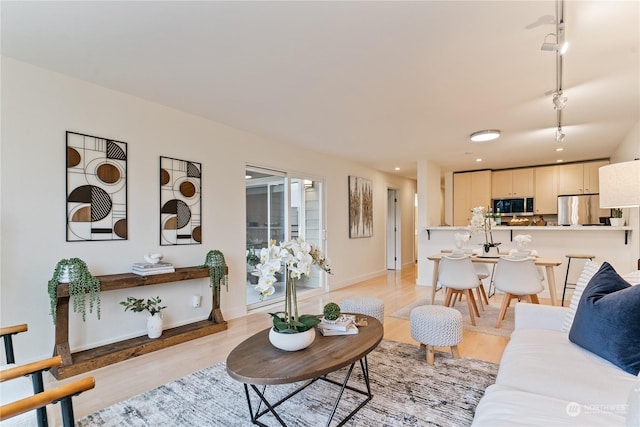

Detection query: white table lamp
xmin=599 ymin=160 xmax=640 ymax=208
xmin=599 ymin=160 xmax=640 ymax=269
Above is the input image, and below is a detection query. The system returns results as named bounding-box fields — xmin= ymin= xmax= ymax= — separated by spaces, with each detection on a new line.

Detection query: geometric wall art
xmin=160 ymin=156 xmax=202 ymax=245
xmin=66 ymin=131 xmax=128 ymax=241
xmin=348 ymin=175 xmax=373 ymax=238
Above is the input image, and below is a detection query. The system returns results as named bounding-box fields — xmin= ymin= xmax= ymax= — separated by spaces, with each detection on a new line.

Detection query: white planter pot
xmin=609 ymin=218 xmax=625 ymax=227
xmin=479 ymin=245 xmax=500 ymax=258
xmin=268 ymin=327 xmax=315 ymax=352
xmin=147 ymin=313 xmax=163 ymax=339
xmin=58 ymin=266 xmax=71 ymax=283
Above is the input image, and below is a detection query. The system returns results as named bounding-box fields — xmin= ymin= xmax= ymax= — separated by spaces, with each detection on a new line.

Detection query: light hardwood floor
xmin=46 ymin=264 xmax=510 ymax=424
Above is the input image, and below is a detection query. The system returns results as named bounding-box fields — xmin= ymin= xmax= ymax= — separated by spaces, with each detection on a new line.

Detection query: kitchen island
xmin=417 ymin=225 xmax=634 ymax=302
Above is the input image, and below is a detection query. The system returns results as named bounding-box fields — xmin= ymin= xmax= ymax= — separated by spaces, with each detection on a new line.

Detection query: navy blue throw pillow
xmin=568 ymin=262 xmax=640 ymax=375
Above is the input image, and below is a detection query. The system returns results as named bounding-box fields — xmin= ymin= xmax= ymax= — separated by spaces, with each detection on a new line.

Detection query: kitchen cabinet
xmin=558 ymin=160 xmax=608 ymax=195
xmin=491 ymin=168 xmax=534 ymax=198
xmin=453 ymin=170 xmax=491 ymax=226
xmin=534 ymin=165 xmax=559 ymax=214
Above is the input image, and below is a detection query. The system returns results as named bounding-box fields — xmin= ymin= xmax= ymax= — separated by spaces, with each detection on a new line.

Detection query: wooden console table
xmin=51 ymin=266 xmax=227 ymax=379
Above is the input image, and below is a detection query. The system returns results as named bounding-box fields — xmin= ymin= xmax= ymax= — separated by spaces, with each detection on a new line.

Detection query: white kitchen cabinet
xmin=453 ymin=170 xmax=491 ymax=226
xmin=491 ymin=168 xmax=534 ymax=198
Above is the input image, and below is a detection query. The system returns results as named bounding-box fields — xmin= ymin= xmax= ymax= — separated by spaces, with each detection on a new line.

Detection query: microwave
xmin=492 ymin=197 xmax=534 ymax=216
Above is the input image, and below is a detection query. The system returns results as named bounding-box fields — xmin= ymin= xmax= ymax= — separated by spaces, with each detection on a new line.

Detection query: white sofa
xmin=472 ymin=302 xmax=639 ymax=426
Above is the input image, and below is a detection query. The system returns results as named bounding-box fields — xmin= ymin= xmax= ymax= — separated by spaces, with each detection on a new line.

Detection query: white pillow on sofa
xmin=561 ymin=260 xmax=600 ymax=332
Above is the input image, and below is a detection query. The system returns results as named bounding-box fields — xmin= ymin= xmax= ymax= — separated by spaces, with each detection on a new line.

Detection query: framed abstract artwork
xmin=348 ymin=176 xmax=373 ymax=238
xmin=66 ymin=131 xmax=128 ymax=241
xmin=160 ymin=156 xmax=202 ymax=245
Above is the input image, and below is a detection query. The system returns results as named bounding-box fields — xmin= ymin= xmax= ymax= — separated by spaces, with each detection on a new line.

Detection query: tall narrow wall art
xmin=66 ymin=131 xmax=128 ymax=241
xmin=160 ymin=156 xmax=202 ymax=245
xmin=348 ymin=176 xmax=373 ymax=238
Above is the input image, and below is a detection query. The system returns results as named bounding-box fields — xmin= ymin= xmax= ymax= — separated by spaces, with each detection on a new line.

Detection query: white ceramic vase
xmin=147 ymin=313 xmax=163 ymax=339
xmin=268 ymin=327 xmax=315 ymax=351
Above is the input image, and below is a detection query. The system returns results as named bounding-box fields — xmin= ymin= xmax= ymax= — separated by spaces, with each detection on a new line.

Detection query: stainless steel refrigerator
xmin=557 ymin=194 xmax=609 ymax=225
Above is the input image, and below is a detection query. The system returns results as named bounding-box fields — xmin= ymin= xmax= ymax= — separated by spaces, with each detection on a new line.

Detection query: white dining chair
xmin=493 ymin=257 xmax=544 ymax=328
xmin=453 ymin=263 xmax=491 ymax=311
xmin=473 ymin=264 xmax=491 ymax=309
xmin=438 ymin=256 xmax=482 ymax=326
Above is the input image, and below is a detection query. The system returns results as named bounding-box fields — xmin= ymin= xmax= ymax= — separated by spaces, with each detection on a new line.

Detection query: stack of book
xmin=132 ymin=261 xmax=175 ymax=276
xmin=318 ymin=314 xmax=358 ymax=336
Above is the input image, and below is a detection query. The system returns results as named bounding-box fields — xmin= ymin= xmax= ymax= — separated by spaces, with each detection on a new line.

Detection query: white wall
xmin=0 ymin=57 xmax=416 ymax=362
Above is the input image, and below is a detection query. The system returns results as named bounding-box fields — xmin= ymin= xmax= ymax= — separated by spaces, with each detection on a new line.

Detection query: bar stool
xmin=562 ymin=254 xmax=595 ymax=306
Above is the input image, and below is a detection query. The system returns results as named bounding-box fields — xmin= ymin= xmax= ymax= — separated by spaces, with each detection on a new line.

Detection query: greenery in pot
xmin=246 ymin=248 xmax=260 ymax=267
xmin=611 ymin=208 xmax=623 ymax=218
xmin=252 ymin=238 xmax=331 ymax=333
xmin=119 ymin=296 xmax=166 ymax=316
xmin=323 ymin=302 xmax=341 ymax=321
xmin=48 ymin=258 xmax=101 ymax=323
xmin=246 ymin=248 xmax=261 ymax=284
xmin=201 ymin=249 xmax=229 ymax=303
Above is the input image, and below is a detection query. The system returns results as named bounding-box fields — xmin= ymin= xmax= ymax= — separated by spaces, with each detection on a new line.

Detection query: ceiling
xmin=2 ymin=1 xmax=638 ymax=179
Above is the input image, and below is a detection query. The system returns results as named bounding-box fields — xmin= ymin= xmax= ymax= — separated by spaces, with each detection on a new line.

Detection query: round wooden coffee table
xmin=227 ymin=314 xmax=383 ymax=426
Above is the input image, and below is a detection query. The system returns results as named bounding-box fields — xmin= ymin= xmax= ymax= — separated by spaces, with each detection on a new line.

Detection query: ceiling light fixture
xmin=555 ymin=127 xmax=565 ymax=142
xmin=541 ymin=34 xmax=568 ymax=55
xmin=552 ymin=92 xmax=568 ymax=110
xmin=470 ymin=129 xmax=501 ymax=142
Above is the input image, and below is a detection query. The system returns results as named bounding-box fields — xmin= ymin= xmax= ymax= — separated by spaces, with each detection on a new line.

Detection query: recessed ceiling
xmin=1 ymin=1 xmax=638 ymax=179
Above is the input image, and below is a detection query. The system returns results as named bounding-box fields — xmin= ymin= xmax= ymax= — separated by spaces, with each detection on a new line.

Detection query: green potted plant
xmin=253 ymin=238 xmax=331 ymax=351
xmin=48 ymin=258 xmax=101 ymax=323
xmin=201 ymin=250 xmax=229 ymax=304
xmin=120 ymin=296 xmax=167 ymax=338
xmin=322 ymin=302 xmax=341 ymax=323
xmin=609 ymin=208 xmax=624 ymax=226
xmin=246 ymin=248 xmax=260 ymax=285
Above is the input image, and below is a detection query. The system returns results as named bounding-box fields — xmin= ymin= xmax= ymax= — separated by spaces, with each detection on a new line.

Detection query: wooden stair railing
xmin=1 ymin=323 xmax=28 ymax=364
xmin=0 ymin=376 xmax=95 ymax=426
xmin=1 ymin=325 xmax=95 ymax=427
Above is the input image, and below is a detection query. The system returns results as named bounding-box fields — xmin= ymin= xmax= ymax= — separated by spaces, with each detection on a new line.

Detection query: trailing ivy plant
xmin=48 ymin=258 xmax=101 ymax=324
xmin=201 ymin=250 xmax=229 ymax=303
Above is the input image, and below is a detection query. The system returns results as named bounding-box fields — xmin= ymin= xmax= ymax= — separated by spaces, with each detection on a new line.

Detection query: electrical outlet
xmin=192 ymin=294 xmax=201 ymax=308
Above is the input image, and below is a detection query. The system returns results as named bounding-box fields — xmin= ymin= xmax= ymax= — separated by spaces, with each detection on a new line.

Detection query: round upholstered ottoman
xmin=410 ymin=305 xmax=463 ymax=365
xmin=340 ymin=297 xmax=384 ymax=324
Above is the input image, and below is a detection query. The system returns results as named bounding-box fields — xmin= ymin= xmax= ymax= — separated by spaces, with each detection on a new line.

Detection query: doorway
xmin=245 ymin=166 xmax=326 ymax=307
xmin=387 ymin=189 xmax=401 ymax=270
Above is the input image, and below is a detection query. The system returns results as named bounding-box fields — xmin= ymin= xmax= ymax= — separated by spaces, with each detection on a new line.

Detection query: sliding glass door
xmin=245 ymin=167 xmax=325 ymax=307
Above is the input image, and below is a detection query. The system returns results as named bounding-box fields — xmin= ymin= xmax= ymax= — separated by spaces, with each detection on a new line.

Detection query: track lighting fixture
xmin=541 ymin=35 xmax=569 ymax=55
xmin=553 ymin=92 xmax=567 ymax=110
xmin=543 ymin=0 xmax=569 ymax=145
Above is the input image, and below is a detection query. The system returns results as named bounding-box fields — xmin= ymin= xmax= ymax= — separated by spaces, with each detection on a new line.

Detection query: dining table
xmin=427 ymin=253 xmax=564 ymax=306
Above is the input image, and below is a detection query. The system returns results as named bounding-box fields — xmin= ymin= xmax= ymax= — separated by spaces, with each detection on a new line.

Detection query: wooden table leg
xmin=545 ymin=266 xmax=558 ymax=306
xmin=431 ymin=260 xmax=440 ymax=305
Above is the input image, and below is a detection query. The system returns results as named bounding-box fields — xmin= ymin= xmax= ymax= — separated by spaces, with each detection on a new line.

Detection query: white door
xmin=387 ymin=189 xmax=401 ymax=270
